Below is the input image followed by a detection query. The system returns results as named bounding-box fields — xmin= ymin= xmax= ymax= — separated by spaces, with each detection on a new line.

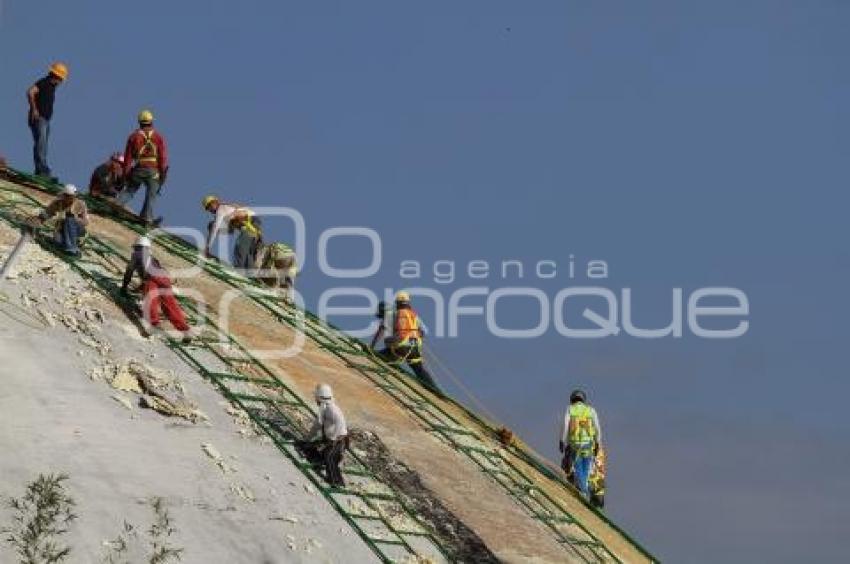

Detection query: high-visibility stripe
xmin=394 ymin=309 xmax=421 ymax=343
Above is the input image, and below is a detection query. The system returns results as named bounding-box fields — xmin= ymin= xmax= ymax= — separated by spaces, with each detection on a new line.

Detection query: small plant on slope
xmin=2 ymin=473 xmax=77 ymax=564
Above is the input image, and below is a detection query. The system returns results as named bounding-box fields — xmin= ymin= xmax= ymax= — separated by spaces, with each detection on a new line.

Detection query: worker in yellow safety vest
xmin=201 ymin=194 xmax=262 ymax=269
xmin=370 ymin=291 xmax=443 ymax=396
xmin=559 ymin=389 xmax=603 ymax=499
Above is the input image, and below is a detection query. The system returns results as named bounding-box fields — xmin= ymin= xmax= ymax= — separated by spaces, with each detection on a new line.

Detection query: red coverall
xmin=122 ymin=246 xmax=188 ymax=331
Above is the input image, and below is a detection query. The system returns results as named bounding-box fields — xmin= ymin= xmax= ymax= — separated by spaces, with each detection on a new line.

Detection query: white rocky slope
xmin=0 ymin=221 xmax=380 ymax=564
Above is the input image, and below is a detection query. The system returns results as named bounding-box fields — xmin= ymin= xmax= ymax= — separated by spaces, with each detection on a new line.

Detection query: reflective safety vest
xmin=135 ymin=129 xmax=159 ymax=167
xmin=227 ymin=206 xmax=260 ymax=236
xmin=568 ymin=403 xmax=596 ymax=453
xmin=393 ymin=308 xmax=422 ymax=344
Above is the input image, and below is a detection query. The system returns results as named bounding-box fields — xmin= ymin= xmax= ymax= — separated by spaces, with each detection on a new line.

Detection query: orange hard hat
xmin=49 ymin=62 xmax=69 ymax=81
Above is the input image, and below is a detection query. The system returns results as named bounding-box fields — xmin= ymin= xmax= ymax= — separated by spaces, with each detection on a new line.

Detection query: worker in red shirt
xmin=122 ymin=109 xmax=168 ymax=226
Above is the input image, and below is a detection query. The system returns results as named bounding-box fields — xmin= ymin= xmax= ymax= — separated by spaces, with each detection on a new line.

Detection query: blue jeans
xmin=125 ymin=167 xmax=160 ymax=223
xmin=29 ymin=117 xmax=51 ymax=175
xmin=59 ymin=216 xmax=84 ymax=254
xmin=569 ymin=450 xmax=594 ymax=497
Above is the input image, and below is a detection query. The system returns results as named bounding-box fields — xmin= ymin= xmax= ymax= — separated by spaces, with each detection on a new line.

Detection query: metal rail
xmin=0 ymin=184 xmax=451 ymax=564
xmin=2 ymin=169 xmax=658 ymax=563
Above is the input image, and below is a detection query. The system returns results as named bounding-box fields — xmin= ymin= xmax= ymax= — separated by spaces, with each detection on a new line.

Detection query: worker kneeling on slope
xmin=88 ymin=152 xmax=126 ymax=199
xmin=370 ymin=291 xmax=443 ymax=396
xmin=254 ymin=241 xmax=297 ymax=302
xmin=297 ymin=384 xmax=348 ymax=488
xmin=120 ymin=236 xmax=192 ymax=343
xmin=201 ymin=195 xmax=262 ymax=270
xmin=559 ymin=389 xmax=603 ymax=500
xmin=27 ymin=184 xmax=88 ymax=256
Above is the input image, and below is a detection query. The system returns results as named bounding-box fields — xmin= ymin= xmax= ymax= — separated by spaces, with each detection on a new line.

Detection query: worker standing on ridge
xmin=254 ymin=241 xmax=297 ymax=302
xmin=370 ymin=291 xmax=443 ymax=395
xmin=559 ymin=389 xmax=603 ymax=500
xmin=120 ymin=236 xmax=191 ymax=343
xmin=26 ymin=62 xmax=68 ymax=180
xmin=122 ymin=110 xmax=168 ymax=226
xmin=297 ymin=384 xmax=348 ymax=488
xmin=88 ymin=153 xmax=126 ymax=199
xmin=201 ymin=195 xmax=263 ymax=269
xmin=27 ymin=184 xmax=88 ymax=256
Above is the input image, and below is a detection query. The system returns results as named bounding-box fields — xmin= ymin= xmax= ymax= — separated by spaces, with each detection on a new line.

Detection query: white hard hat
xmin=314 ymin=383 xmax=333 ymax=401
xmin=134 ymin=236 xmax=151 ymax=248
xmin=62 ymin=184 xmax=78 ymax=196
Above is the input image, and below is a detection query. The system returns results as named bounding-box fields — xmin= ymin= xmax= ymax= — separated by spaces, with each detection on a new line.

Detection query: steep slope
xmin=0 ymin=171 xmax=656 ymax=563
xmin=0 ymin=220 xmax=379 ymax=563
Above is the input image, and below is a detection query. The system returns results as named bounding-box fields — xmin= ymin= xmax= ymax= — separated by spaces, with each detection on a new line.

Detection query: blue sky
xmin=2 ymin=1 xmax=849 ymax=561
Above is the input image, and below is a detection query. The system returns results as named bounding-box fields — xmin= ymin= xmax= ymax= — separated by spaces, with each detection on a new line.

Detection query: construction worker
xmin=120 ymin=236 xmax=191 ymax=343
xmin=27 ymin=184 xmax=88 ymax=256
xmin=26 ymin=62 xmax=68 ymax=180
xmin=254 ymin=241 xmax=297 ymax=301
xmin=559 ymin=389 xmax=603 ymax=500
xmin=371 ymin=291 xmax=443 ymax=395
xmin=297 ymin=384 xmax=348 ymax=488
xmin=122 ymin=110 xmax=168 ymax=226
xmin=201 ymin=195 xmax=262 ymax=269
xmin=88 ymin=153 xmax=126 ymax=198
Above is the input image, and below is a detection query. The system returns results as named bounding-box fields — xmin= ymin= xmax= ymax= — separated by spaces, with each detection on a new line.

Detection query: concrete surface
xmin=0 ymin=224 xmax=380 ymax=564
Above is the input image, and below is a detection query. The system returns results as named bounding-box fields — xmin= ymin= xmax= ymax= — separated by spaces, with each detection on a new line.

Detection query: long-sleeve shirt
xmin=123 ymin=127 xmax=168 ymax=176
xmin=121 ymin=246 xmax=168 ymax=290
xmin=560 ymin=404 xmax=602 ymax=445
xmin=39 ymin=196 xmax=89 ymax=231
xmin=307 ymin=400 xmax=348 ymax=441
xmin=207 ymin=203 xmax=255 ymax=249
xmin=89 ymin=162 xmax=124 ymax=197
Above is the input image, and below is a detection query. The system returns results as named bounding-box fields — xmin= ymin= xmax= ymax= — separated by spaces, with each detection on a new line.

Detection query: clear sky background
xmin=2 ymin=2 xmax=849 ymax=562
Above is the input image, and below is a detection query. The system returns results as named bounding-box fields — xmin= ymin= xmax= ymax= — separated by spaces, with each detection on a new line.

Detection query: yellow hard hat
xmin=138 ymin=109 xmax=154 ymax=125
xmin=49 ymin=62 xmax=69 ymax=81
xmin=395 ymin=291 xmax=411 ymax=303
xmin=202 ymin=195 xmax=219 ymax=209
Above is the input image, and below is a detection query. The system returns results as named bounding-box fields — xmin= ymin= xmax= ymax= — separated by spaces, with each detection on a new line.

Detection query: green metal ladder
xmin=2 ymin=170 xmax=658 ymax=563
xmin=0 ymin=184 xmax=451 ymax=564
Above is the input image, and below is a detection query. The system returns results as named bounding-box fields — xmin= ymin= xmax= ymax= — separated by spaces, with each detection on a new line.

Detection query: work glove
xmin=559 ymin=441 xmax=565 ymax=454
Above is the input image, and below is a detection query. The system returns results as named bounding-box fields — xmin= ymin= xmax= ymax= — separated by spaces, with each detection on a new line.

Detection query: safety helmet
xmin=314 ymin=383 xmax=333 ymax=401
xmin=138 ymin=109 xmax=154 ymax=125
xmin=570 ymin=389 xmax=587 ymax=404
xmin=62 ymin=184 xmax=78 ymax=196
xmin=110 ymin=152 xmax=125 ymax=164
xmin=134 ymin=236 xmax=152 ymax=248
xmin=202 ymin=195 xmax=220 ymax=210
xmin=49 ymin=62 xmax=69 ymax=81
xmin=395 ymin=291 xmax=411 ymax=304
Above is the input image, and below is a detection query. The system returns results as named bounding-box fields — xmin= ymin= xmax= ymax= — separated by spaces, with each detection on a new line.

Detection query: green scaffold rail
xmin=0 ymin=184 xmax=451 ymax=564
xmin=1 ymin=168 xmax=658 ymax=564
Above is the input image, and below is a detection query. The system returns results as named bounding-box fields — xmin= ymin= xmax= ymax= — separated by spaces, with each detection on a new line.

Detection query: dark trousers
xmin=126 ymin=167 xmax=160 ymax=223
xmin=378 ymin=344 xmax=443 ymax=396
xmin=299 ymin=438 xmax=347 ymax=487
xmin=29 ymin=117 xmax=51 ymax=175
